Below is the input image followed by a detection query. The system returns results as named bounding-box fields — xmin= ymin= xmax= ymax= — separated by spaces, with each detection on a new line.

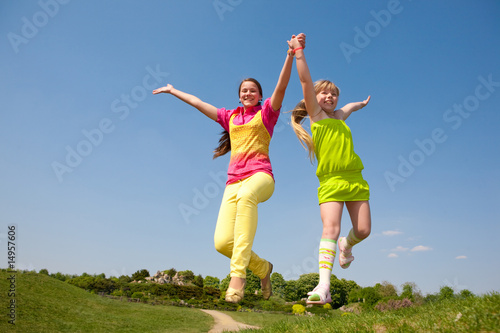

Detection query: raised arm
xmin=337 ymin=96 xmax=371 ymax=121
xmin=269 ymin=41 xmax=297 ymax=111
xmin=152 ymin=84 xmax=218 ymax=121
xmin=289 ymin=34 xmax=322 ymax=121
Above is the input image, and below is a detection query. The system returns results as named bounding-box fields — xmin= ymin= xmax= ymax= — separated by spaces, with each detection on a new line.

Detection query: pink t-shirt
xmin=216 ymin=98 xmax=281 ymax=184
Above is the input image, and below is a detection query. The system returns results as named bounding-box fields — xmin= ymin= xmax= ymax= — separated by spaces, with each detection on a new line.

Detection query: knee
xmin=322 ymin=223 xmax=341 ymax=240
xmin=214 ymin=236 xmax=233 ymax=257
xmin=355 ymin=226 xmax=371 ymax=240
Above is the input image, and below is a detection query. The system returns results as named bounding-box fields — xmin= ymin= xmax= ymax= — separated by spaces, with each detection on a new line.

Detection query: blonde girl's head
xmin=290 ymin=80 xmax=340 ymax=162
xmin=313 ymin=79 xmax=340 ymax=98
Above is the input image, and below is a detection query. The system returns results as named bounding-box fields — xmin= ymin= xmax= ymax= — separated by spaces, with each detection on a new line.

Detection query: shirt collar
xmin=234 ymin=103 xmax=262 ymax=116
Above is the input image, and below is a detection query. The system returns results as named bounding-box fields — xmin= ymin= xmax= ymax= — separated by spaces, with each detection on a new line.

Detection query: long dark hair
xmin=213 ymin=78 xmax=263 ymax=159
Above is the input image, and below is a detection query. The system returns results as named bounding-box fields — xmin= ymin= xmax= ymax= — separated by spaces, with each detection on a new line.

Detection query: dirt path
xmin=200 ymin=309 xmax=260 ymax=332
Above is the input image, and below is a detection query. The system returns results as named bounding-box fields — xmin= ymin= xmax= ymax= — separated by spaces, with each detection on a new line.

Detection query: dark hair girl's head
xmin=213 ymin=78 xmax=263 ymax=159
xmin=238 ymin=78 xmax=263 ymax=106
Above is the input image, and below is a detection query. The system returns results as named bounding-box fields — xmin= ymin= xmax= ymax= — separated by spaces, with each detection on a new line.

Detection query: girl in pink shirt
xmin=152 ymin=36 xmax=305 ymax=303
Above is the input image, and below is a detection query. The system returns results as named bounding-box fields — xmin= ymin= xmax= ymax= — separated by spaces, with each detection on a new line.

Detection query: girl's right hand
xmin=296 ymin=33 xmax=306 ymax=48
xmin=288 ymin=33 xmax=306 ymax=50
xmin=152 ymin=84 xmax=173 ymax=94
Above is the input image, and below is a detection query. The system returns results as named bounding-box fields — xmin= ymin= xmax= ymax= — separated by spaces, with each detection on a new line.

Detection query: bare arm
xmin=152 ymin=84 xmax=218 ymax=121
xmin=336 ymin=96 xmax=371 ymax=121
xmin=289 ymin=34 xmax=322 ymax=121
xmin=269 ymin=48 xmax=295 ymax=111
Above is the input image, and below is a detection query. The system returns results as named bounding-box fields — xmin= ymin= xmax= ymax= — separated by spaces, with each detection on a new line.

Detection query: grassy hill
xmin=1 ymin=269 xmax=498 ymax=333
xmin=0 ymin=270 xmax=212 ymax=332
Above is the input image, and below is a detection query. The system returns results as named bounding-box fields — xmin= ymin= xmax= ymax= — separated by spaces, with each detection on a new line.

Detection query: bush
xmin=439 ymin=286 xmax=455 ymax=301
xmin=131 ymin=292 xmax=144 ymax=300
xmin=292 ymin=304 xmax=306 ymax=315
xmin=203 ymin=286 xmax=221 ymax=299
xmin=258 ymin=297 xmax=287 ymax=312
xmin=131 ymin=269 xmax=150 ymax=281
xmin=375 ymin=298 xmax=413 ymax=312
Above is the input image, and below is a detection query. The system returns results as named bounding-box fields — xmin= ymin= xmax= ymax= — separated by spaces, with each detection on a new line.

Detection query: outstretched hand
xmin=352 ymin=95 xmax=371 ymax=111
xmin=152 ymin=84 xmax=173 ymax=94
xmin=288 ymin=33 xmax=306 ymax=50
xmin=338 ymin=96 xmax=371 ymax=120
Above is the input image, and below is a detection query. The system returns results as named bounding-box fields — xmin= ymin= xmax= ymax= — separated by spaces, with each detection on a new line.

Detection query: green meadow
xmin=1 ymin=270 xmax=498 ymax=332
xmin=0 ymin=270 xmax=211 ymax=332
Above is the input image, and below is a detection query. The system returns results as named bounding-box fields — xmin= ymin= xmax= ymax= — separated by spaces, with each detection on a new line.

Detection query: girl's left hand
xmin=352 ymin=96 xmax=371 ymax=111
xmin=288 ymin=33 xmax=306 ymax=50
xmin=152 ymin=84 xmax=173 ymax=94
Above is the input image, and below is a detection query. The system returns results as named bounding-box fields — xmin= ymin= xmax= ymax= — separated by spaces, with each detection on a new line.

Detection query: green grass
xmin=0 ymin=270 xmax=212 ymax=332
xmin=1 ymin=270 xmax=498 ymax=333
xmin=236 ymin=293 xmax=500 ymax=333
xmin=222 ymin=308 xmax=302 ymax=328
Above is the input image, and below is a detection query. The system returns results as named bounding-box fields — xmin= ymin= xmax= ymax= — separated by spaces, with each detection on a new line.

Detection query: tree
xmin=39 ymin=268 xmax=49 ymax=275
xmin=118 ymin=275 xmax=132 ymax=283
xmin=284 ymin=280 xmax=301 ymax=301
xmin=92 ymin=277 xmax=117 ymax=294
xmin=270 ymin=273 xmax=286 ymax=298
xmin=360 ymin=286 xmax=381 ymax=308
xmin=245 ymin=270 xmax=261 ymax=295
xmin=220 ymin=274 xmax=231 ymax=292
xmin=296 ymin=273 xmax=319 ymax=300
xmin=400 ymin=282 xmax=416 ymax=301
xmin=166 ymin=268 xmax=177 ymax=278
xmin=131 ymin=269 xmax=150 ymax=281
xmin=50 ymin=272 xmax=73 ymax=282
xmin=330 ymin=278 xmax=359 ymax=308
xmin=348 ymin=287 xmax=363 ymax=304
xmin=459 ymin=289 xmax=474 ymax=299
xmin=66 ymin=275 xmax=117 ymax=294
xmin=204 ymin=276 xmax=220 ymax=289
xmin=439 ymin=286 xmax=455 ymax=301
xmin=178 ymin=270 xmax=195 ymax=281
xmin=375 ymin=281 xmax=398 ymax=299
xmin=193 ymin=274 xmax=204 ymax=288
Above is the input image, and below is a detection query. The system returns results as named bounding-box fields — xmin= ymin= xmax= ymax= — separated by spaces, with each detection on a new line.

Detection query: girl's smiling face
xmin=316 ymin=88 xmax=338 ymax=112
xmin=239 ymin=81 xmax=262 ymax=108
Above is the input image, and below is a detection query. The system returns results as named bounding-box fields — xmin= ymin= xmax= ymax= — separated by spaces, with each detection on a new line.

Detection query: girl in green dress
xmin=289 ymin=33 xmax=372 ymax=305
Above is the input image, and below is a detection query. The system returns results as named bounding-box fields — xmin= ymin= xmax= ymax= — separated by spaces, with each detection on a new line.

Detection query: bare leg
xmin=345 ymin=201 xmax=371 ymax=241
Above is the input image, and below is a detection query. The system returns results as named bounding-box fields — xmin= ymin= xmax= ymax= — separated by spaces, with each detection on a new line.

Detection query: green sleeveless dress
xmin=311 ymin=118 xmax=370 ymax=204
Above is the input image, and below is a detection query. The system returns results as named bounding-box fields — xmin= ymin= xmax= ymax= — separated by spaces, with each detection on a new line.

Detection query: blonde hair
xmin=290 ymin=80 xmax=340 ymax=162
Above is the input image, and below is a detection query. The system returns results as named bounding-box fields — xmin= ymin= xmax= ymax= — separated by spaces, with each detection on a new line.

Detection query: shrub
xmin=375 ymin=298 xmax=413 ymax=312
xmin=292 ymin=304 xmax=306 ymax=315
xmin=131 ymin=269 xmax=150 ymax=281
xmin=131 ymin=292 xmax=144 ymax=300
xmin=439 ymin=286 xmax=455 ymax=301
xmin=111 ymin=289 xmax=124 ymax=297
xmin=203 ymin=286 xmax=221 ymax=299
xmin=459 ymin=289 xmax=475 ymax=299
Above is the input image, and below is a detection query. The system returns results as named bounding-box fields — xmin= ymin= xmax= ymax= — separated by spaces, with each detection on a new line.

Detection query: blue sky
xmin=1 ymin=0 xmax=499 ymax=296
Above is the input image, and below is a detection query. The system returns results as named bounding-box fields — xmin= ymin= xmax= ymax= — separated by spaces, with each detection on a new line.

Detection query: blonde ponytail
xmin=291 ymin=100 xmax=315 ymax=162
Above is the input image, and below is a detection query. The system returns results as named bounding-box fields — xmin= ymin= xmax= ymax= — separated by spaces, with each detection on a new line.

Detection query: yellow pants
xmin=214 ymin=172 xmax=274 ymax=279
